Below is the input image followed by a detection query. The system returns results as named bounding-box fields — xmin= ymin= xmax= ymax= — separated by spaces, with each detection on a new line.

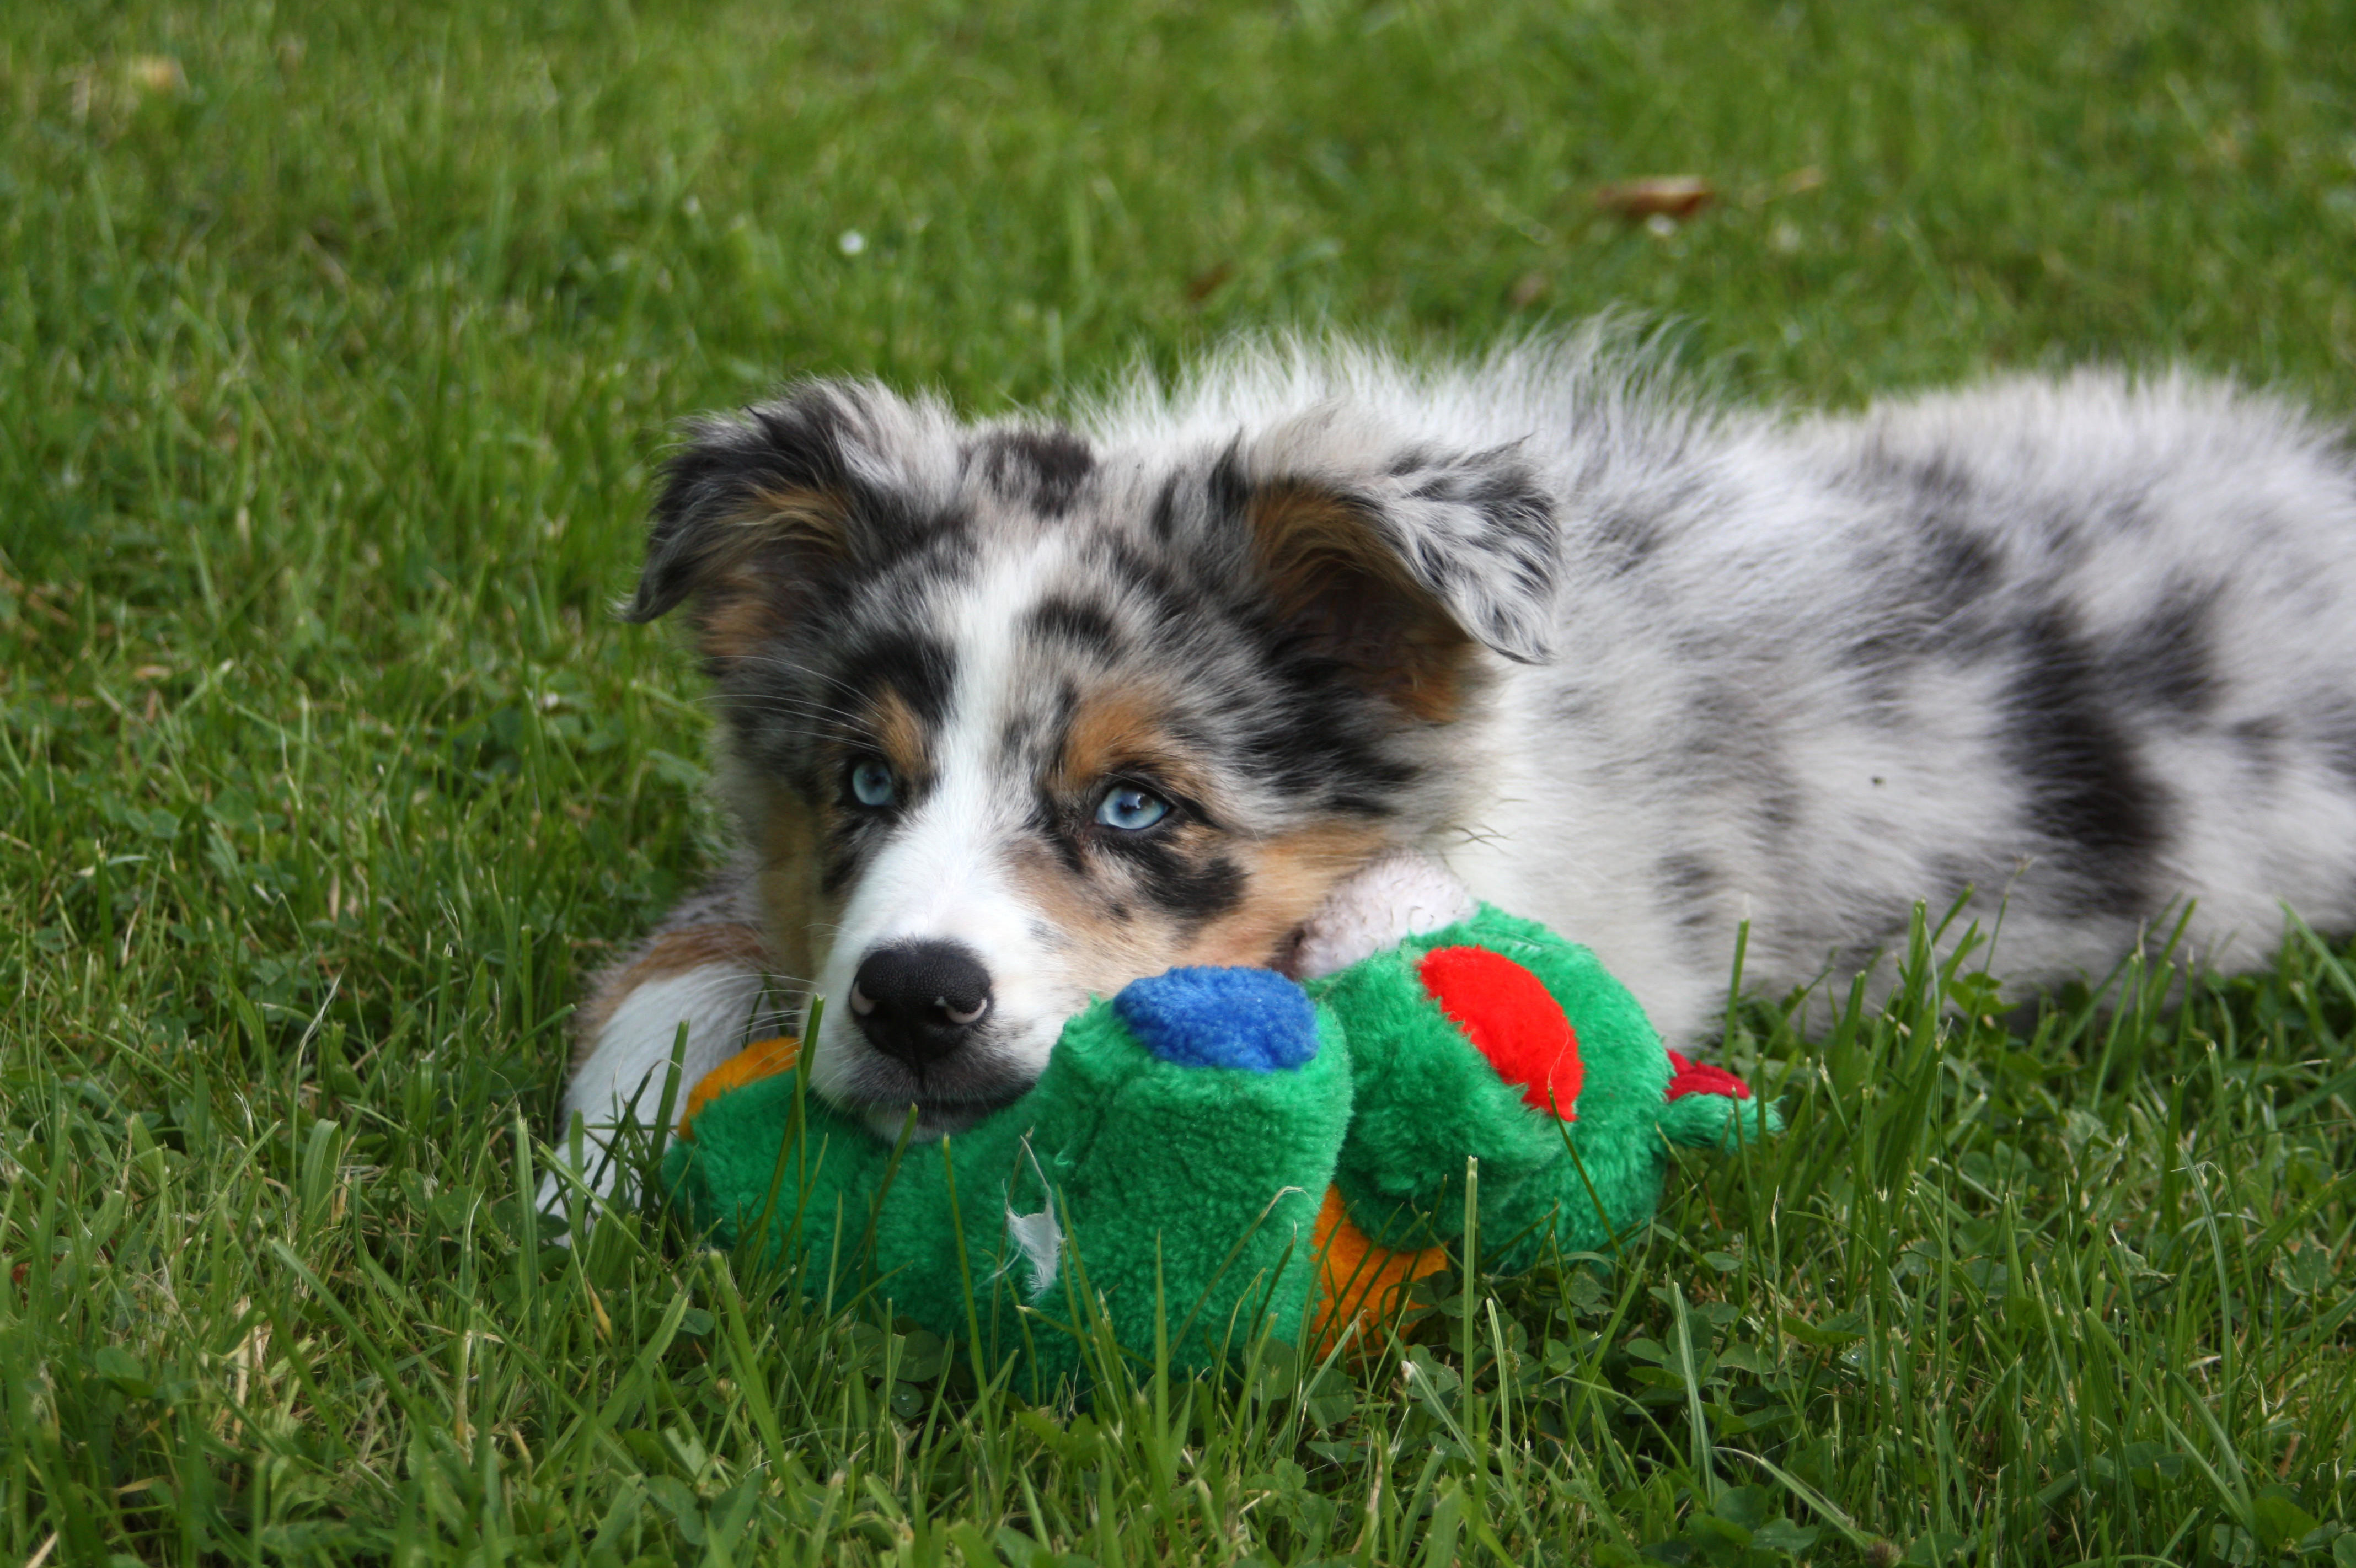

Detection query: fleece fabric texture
xmin=1415 ymin=944 xmax=1586 ymax=1115
xmin=1309 ymin=904 xmax=1779 ymax=1269
xmin=1112 ymin=965 xmax=1321 ymax=1071
xmin=666 ymin=905 xmax=1780 ymax=1387
xmin=664 ymin=968 xmax=1350 ymax=1395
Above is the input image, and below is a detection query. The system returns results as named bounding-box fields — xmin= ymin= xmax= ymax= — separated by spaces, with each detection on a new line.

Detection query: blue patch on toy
xmin=1112 ymin=967 xmax=1319 ymax=1071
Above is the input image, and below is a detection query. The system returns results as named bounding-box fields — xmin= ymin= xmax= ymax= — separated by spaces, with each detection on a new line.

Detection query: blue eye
xmin=849 ymin=760 xmax=897 ymax=808
xmin=1096 ymin=785 xmax=1171 ymax=831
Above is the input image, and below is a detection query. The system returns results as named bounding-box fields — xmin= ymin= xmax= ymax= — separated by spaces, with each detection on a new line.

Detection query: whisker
xmin=699 ymin=691 xmax=873 ymax=728
xmin=729 ymin=651 xmax=885 ymax=703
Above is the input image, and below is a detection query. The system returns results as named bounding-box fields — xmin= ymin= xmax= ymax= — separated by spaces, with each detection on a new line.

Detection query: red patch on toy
xmin=1665 ymin=1049 xmax=1751 ymax=1101
xmin=1416 ymin=946 xmax=1584 ymax=1118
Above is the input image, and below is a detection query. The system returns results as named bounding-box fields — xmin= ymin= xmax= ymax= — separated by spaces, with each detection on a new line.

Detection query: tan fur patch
xmin=1251 ymin=484 xmax=1390 ymax=602
xmin=1014 ymin=677 xmax=1401 ymax=992
xmin=1249 ymin=482 xmax=1475 ymax=723
xmin=1002 ymin=839 xmax=1170 ymax=992
xmin=752 ymin=788 xmax=836 ymax=993
xmin=866 ymin=687 xmax=932 ymax=786
xmin=1052 ymin=685 xmax=1211 ymax=802
xmin=699 ymin=562 xmax=790 ymax=663
xmin=1176 ymin=821 xmax=1390 ymax=968
xmin=573 ymin=921 xmax=772 ymax=1062
xmin=736 ymin=485 xmax=853 ymax=546
xmin=688 ymin=485 xmax=853 ymax=664
xmin=1005 ymin=818 xmax=1393 ymax=1002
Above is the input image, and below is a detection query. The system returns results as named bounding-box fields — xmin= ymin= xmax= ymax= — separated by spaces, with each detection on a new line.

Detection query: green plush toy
xmin=663 ymin=858 xmax=1779 ymax=1392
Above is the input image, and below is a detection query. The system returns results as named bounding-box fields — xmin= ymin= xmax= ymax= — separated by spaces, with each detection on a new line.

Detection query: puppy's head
xmin=628 ymin=380 xmax=1557 ymax=1137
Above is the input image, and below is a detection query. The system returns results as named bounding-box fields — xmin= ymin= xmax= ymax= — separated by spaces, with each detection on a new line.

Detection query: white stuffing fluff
xmin=1000 ymin=1137 xmax=1063 ymax=1301
xmin=1003 ymin=1201 xmax=1062 ymax=1302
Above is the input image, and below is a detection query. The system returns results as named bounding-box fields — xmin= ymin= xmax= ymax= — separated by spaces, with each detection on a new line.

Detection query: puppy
xmin=553 ymin=332 xmax=2356 ymax=1189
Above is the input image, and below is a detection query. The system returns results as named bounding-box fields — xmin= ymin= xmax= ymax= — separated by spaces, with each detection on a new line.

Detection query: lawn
xmin=5 ymin=0 xmax=2355 ymax=1561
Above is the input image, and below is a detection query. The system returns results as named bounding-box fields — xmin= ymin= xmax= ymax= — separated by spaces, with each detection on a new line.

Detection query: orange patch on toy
xmin=1415 ymin=946 xmax=1584 ymax=1117
xmin=1306 ymin=1186 xmax=1451 ymax=1351
xmin=679 ymin=1035 xmax=801 ymax=1135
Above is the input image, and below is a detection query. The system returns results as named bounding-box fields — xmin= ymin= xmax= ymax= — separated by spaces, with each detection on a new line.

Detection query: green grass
xmin=6 ymin=0 xmax=2355 ymax=1561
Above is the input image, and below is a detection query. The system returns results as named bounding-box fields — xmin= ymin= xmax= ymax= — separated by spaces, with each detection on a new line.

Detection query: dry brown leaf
xmin=1185 ymin=262 xmax=1234 ymax=304
xmin=1594 ymin=176 xmax=1715 ymax=221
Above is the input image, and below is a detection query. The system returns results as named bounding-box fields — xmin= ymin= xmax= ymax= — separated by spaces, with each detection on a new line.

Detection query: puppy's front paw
xmin=1110 ymin=966 xmax=1320 ymax=1071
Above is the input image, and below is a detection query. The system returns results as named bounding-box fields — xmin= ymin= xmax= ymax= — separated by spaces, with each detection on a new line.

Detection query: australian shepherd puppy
xmin=553 ymin=331 xmax=2356 ymax=1188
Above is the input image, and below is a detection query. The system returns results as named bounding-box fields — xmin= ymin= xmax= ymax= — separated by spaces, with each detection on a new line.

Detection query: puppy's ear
xmin=1235 ymin=430 xmax=1559 ymax=718
xmin=627 ymin=383 xmax=937 ymax=666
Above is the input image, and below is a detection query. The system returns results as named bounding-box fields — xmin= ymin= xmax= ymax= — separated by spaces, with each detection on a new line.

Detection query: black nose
xmin=848 ymin=941 xmax=994 ymax=1066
